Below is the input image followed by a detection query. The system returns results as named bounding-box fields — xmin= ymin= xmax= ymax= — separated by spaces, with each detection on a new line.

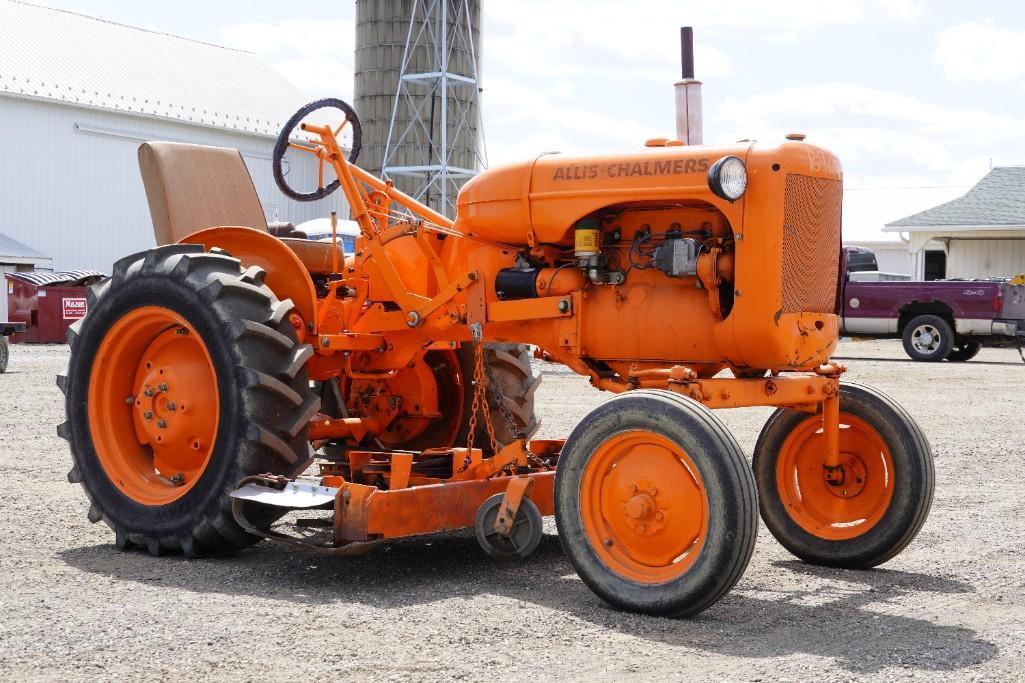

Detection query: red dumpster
xmin=6 ymin=271 xmax=106 ymax=343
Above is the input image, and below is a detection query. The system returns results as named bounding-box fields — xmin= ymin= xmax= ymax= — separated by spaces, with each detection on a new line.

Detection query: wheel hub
xmin=822 ymin=455 xmax=868 ymax=498
xmin=913 ymin=325 xmax=939 ymax=352
xmin=621 ymin=485 xmax=667 ymax=535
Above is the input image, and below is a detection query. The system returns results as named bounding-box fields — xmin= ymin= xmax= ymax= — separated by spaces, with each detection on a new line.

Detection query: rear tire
xmin=457 ymin=343 xmax=540 ymax=450
xmin=902 ymin=314 xmax=953 ymax=362
xmin=752 ymin=382 xmax=933 ymax=569
xmin=555 ymin=390 xmax=758 ymax=617
xmin=59 ymin=245 xmax=319 ymax=556
xmin=0 ymin=337 xmax=8 ymax=373
xmin=946 ymin=341 xmax=981 ymax=362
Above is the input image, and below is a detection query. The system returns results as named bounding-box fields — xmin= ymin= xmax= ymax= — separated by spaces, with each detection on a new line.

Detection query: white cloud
xmin=934 ymin=20 xmax=1025 ymax=82
xmin=716 ymin=83 xmax=1025 ymax=186
xmin=219 ymin=20 xmax=355 ymax=99
xmin=484 ymin=75 xmax=658 ymax=164
xmin=484 ymin=0 xmax=923 ymax=82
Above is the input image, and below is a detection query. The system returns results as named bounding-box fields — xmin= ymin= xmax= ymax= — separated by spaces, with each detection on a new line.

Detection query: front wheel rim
xmin=776 ymin=413 xmax=894 ymax=540
xmin=912 ymin=324 xmax=941 ymax=353
xmin=580 ymin=430 xmax=708 ymax=584
xmin=87 ymin=306 xmax=220 ymax=506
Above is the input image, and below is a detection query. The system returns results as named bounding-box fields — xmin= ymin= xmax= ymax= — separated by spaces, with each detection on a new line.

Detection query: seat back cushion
xmin=138 ymin=142 xmax=269 ymax=245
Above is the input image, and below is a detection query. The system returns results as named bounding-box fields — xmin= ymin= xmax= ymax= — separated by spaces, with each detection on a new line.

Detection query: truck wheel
xmin=555 ymin=390 xmax=758 ymax=617
xmin=457 ymin=343 xmax=540 ymax=450
xmin=59 ymin=245 xmax=319 ymax=557
xmin=0 ymin=337 xmax=8 ymax=373
xmin=946 ymin=341 xmax=981 ymax=362
xmin=752 ymin=382 xmax=933 ymax=569
xmin=902 ymin=314 xmax=953 ymax=361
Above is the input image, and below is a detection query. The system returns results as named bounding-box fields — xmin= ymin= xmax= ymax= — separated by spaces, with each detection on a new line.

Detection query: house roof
xmin=885 ymin=167 xmax=1025 ymax=231
xmin=843 ymin=185 xmax=969 ymax=243
xmin=0 ymin=0 xmax=311 ymax=138
xmin=0 ymin=232 xmax=49 ymax=261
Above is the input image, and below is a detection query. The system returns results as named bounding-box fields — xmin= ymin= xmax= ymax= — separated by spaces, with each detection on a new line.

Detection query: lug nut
xmin=125 ymin=396 xmax=135 ymax=405
xmin=156 ymin=420 xmax=167 ymax=429
xmin=166 ymin=402 xmax=176 ymax=412
xmin=143 ymin=411 xmax=153 ymax=421
xmin=144 ymin=388 xmax=154 ymax=397
xmin=158 ymin=383 xmax=168 ymax=392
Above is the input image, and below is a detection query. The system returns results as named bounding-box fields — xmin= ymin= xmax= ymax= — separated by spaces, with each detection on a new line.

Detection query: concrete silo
xmin=354 ymin=0 xmax=485 ymax=218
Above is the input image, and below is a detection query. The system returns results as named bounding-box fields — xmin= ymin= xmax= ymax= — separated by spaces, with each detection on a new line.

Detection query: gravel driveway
xmin=1 ymin=340 xmax=1022 ymax=681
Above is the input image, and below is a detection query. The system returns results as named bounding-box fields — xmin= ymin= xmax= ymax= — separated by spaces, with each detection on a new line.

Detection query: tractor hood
xmin=455 ymin=142 xmax=755 ymax=245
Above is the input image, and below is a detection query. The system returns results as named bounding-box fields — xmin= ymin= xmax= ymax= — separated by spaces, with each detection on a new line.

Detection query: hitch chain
xmin=466 ymin=324 xmax=546 ymax=471
xmin=466 ymin=324 xmax=499 ymax=456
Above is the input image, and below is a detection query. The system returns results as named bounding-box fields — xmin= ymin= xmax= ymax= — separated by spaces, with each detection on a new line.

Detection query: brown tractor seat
xmin=138 ymin=141 xmax=343 ymax=274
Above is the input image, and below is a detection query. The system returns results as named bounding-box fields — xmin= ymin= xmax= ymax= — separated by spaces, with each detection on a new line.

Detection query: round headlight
xmin=707 ymin=156 xmax=748 ymax=202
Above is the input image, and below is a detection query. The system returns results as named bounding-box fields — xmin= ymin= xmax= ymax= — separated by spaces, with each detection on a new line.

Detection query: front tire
xmin=555 ymin=390 xmax=758 ymax=617
xmin=59 ymin=245 xmax=319 ymax=556
xmin=752 ymin=382 xmax=933 ymax=569
xmin=902 ymin=314 xmax=953 ymax=361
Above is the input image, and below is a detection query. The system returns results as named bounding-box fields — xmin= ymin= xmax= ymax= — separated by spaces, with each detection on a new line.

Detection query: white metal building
xmin=0 ymin=0 xmax=345 ymax=274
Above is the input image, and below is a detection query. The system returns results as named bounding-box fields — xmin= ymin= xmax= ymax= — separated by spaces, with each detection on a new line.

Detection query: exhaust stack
xmin=674 ymin=27 xmax=703 ymax=145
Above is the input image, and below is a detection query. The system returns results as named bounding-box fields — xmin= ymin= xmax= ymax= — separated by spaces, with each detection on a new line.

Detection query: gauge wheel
xmin=474 ymin=493 xmax=543 ymax=560
xmin=555 ymin=389 xmax=758 ymax=617
xmin=59 ymin=245 xmax=319 ymax=556
xmin=753 ymin=381 xmax=934 ymax=568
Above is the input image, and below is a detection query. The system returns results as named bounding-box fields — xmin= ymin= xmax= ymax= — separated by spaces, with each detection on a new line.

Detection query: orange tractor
xmin=59 ymin=97 xmax=933 ymax=617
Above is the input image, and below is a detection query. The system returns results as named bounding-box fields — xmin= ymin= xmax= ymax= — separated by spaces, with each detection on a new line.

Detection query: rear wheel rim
xmin=88 ymin=306 xmax=219 ymax=506
xmin=581 ymin=430 xmax=708 ymax=584
xmin=775 ymin=413 xmax=894 ymax=540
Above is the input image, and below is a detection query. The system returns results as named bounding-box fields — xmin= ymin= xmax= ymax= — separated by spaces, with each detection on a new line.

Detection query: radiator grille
xmin=781 ymin=174 xmax=842 ymax=314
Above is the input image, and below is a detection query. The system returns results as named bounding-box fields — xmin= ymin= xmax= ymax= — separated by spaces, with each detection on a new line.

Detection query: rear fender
xmin=178 ymin=226 xmax=319 ymax=332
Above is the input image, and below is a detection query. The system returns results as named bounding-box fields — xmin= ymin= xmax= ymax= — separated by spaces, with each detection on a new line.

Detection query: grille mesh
xmin=781 ymin=174 xmax=842 ymax=314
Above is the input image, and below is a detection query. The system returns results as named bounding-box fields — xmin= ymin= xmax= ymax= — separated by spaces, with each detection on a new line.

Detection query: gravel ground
xmin=1 ymin=340 xmax=1023 ymax=681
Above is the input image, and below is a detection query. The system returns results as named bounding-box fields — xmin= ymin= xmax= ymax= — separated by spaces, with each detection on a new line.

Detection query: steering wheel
xmin=272 ymin=98 xmax=363 ymax=203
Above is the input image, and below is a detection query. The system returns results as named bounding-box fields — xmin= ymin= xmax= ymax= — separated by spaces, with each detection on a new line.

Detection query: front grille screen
xmin=781 ymin=174 xmax=842 ymax=314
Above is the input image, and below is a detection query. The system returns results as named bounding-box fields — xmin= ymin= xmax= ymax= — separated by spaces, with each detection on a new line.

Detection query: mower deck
xmin=230 ymin=440 xmax=561 ymax=555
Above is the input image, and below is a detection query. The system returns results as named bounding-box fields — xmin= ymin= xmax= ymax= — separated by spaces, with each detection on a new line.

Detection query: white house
xmin=0 ymin=0 xmax=345 ymax=274
xmin=885 ymin=167 xmax=1025 ymax=280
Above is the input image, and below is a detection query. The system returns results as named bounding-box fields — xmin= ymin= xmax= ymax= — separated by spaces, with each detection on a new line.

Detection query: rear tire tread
xmin=61 ymin=249 xmax=318 ymax=557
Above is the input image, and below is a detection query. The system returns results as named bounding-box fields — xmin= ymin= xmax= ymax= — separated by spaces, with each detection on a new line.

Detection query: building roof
xmin=885 ymin=167 xmax=1025 ymax=231
xmin=0 ymin=232 xmax=49 ymax=261
xmin=7 ymin=270 xmax=105 ymax=287
xmin=843 ymin=185 xmax=969 ymax=243
xmin=0 ymin=0 xmax=311 ymax=138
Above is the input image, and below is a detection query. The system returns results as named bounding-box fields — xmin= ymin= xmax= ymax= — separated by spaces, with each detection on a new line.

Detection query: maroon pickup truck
xmin=839 ymin=247 xmax=1025 ymax=361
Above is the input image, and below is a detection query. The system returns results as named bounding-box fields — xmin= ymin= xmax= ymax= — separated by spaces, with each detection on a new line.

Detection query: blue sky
xmin=43 ymin=0 xmax=1025 ymax=190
